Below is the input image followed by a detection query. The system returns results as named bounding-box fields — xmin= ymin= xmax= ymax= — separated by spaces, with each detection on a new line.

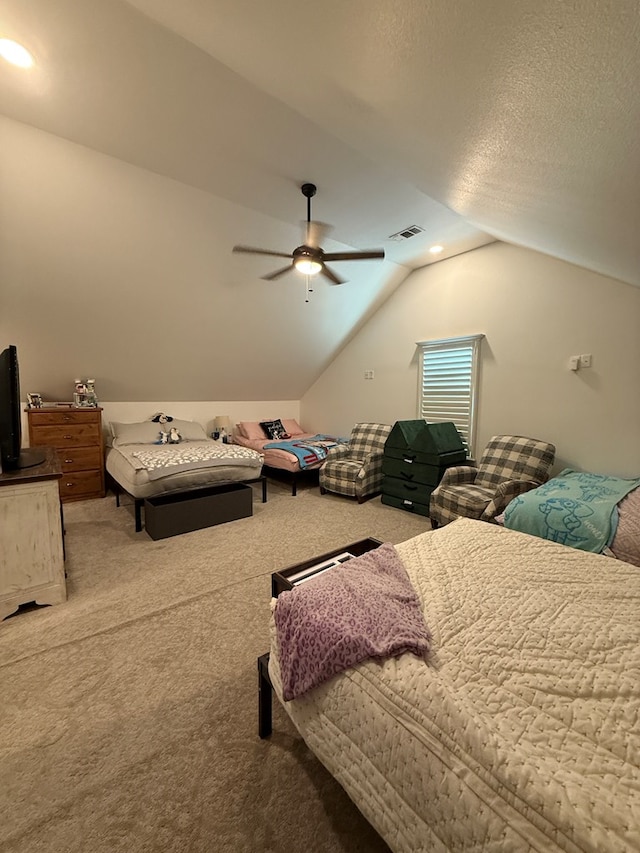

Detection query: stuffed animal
xmin=151 ymin=412 xmax=173 ymax=424
xmin=168 ymin=427 xmax=181 ymax=444
xmin=155 ymin=430 xmax=169 ymax=445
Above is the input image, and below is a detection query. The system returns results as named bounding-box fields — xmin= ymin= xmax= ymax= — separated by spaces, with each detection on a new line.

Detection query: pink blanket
xmin=274 ymin=543 xmax=431 ymax=701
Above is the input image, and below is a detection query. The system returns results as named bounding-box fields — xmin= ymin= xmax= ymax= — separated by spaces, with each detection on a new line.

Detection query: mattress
xmin=106 ymin=440 xmax=263 ymax=499
xmin=233 ymin=433 xmax=324 ymax=473
xmin=268 ymin=518 xmax=640 ymax=852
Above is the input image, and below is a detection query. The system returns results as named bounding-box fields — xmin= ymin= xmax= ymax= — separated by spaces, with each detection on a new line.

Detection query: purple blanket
xmin=274 ymin=543 xmax=431 ymax=701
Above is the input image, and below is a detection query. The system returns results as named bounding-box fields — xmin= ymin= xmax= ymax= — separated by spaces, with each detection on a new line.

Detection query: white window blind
xmin=417 ymin=334 xmax=484 ymax=457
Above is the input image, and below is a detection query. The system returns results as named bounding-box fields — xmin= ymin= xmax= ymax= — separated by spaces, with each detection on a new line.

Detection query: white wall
xmin=21 ymin=400 xmax=301 ymax=445
xmin=0 ymin=116 xmax=402 ymax=404
xmin=98 ymin=400 xmax=301 ymax=437
xmin=301 ymin=242 xmax=640 ymax=478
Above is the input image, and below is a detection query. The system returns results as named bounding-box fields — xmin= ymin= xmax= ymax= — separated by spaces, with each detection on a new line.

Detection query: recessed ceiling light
xmin=0 ymin=39 xmax=34 ymax=68
xmin=429 ymin=245 xmax=444 ymax=254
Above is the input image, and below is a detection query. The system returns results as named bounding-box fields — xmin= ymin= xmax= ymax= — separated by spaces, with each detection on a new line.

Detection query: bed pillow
xmin=281 ymin=418 xmax=304 ymax=436
xmin=610 ymin=486 xmax=640 ymax=567
xmin=110 ymin=421 xmax=164 ymax=446
xmin=111 ymin=419 xmax=207 ymax=446
xmin=237 ymin=421 xmax=268 ymax=440
xmin=168 ymin=419 xmax=208 ymax=441
xmin=260 ymin=419 xmax=290 ymax=440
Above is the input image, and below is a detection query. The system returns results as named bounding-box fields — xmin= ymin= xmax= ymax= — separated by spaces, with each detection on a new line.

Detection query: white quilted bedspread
xmin=269 ymin=518 xmax=640 ymax=852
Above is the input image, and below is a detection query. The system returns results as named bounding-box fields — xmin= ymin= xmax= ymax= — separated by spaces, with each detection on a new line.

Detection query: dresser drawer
xmin=59 ymin=470 xmax=104 ymax=501
xmin=58 ymin=446 xmax=103 ymax=473
xmin=382 ymin=475 xmax=435 ymax=503
xmin=30 ymin=423 xmax=101 ymax=447
xmin=28 ymin=409 xmax=101 ymax=428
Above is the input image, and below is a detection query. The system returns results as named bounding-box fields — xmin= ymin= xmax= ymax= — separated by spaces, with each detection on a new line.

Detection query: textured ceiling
xmin=0 ymin=0 xmax=638 ymax=400
xmin=123 ymin=0 xmax=640 ymax=286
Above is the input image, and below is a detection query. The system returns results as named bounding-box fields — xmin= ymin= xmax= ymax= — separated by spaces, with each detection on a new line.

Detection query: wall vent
xmin=388 ymin=225 xmax=424 ymax=242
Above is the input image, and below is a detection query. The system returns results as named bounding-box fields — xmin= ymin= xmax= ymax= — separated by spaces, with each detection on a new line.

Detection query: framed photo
xmin=27 ymin=393 xmax=43 ymax=408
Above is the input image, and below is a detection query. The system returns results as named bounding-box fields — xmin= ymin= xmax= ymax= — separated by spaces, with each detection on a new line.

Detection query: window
xmin=417 ymin=334 xmax=484 ymax=457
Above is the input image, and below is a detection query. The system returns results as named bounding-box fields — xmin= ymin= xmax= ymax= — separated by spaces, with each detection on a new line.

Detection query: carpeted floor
xmin=0 ymin=478 xmax=430 ymax=853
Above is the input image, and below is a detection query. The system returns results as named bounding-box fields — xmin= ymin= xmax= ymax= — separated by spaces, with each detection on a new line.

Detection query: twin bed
xmin=232 ymin=418 xmax=345 ymax=495
xmin=266 ymin=518 xmax=640 ymax=851
xmin=105 ymin=419 xmax=264 ymax=531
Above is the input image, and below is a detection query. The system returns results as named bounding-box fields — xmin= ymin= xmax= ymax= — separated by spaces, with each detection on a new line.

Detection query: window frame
xmin=416 ymin=334 xmax=484 ymax=458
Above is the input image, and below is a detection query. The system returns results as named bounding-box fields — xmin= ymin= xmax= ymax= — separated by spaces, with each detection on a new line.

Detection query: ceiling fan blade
xmin=233 ymin=245 xmax=293 ymax=259
xmin=261 ymin=264 xmax=294 ymax=281
xmin=320 ymin=264 xmax=345 ymax=285
xmin=304 ymin=220 xmax=332 ymax=249
xmin=323 ymin=250 xmax=385 ymax=262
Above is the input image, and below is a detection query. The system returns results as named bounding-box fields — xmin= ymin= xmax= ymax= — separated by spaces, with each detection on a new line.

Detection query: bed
xmin=105 ymin=419 xmax=265 ymax=531
xmin=266 ymin=518 xmax=640 ymax=852
xmin=499 ymin=468 xmax=640 ymax=567
xmin=232 ymin=418 xmax=345 ymax=495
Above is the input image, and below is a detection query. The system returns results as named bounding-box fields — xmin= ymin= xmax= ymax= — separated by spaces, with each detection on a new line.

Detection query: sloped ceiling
xmin=0 ymin=0 xmax=638 ymax=401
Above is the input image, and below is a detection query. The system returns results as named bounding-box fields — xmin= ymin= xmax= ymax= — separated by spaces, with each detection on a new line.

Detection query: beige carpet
xmin=0 ymin=478 xmax=430 ymax=853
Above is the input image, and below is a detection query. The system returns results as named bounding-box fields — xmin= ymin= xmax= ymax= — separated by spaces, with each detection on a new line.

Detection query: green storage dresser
xmin=381 ymin=420 xmax=466 ymax=516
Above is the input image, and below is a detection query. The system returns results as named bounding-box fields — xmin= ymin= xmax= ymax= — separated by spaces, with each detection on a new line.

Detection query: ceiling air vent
xmin=388 ymin=225 xmax=424 ymax=242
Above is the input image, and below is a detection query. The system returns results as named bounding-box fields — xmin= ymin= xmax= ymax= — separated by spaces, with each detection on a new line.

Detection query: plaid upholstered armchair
xmin=319 ymin=422 xmax=392 ymax=502
xmin=429 ymin=434 xmax=556 ymax=527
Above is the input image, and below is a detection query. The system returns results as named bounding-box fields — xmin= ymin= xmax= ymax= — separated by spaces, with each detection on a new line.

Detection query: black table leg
xmin=258 ymin=653 xmax=272 ymax=738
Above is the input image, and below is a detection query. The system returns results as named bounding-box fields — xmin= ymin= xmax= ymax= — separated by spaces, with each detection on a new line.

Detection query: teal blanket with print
xmin=503 ymin=468 xmax=640 ymax=553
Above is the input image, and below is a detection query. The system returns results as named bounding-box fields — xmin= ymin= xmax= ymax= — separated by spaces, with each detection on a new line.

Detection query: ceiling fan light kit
xmin=233 ymin=182 xmax=384 ymax=287
xmin=293 ymin=250 xmax=322 ymax=276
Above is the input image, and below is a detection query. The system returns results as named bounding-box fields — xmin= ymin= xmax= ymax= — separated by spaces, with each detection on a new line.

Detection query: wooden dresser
xmin=27 ymin=406 xmax=105 ymax=502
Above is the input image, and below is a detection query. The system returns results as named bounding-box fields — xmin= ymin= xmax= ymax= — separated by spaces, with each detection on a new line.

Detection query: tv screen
xmin=0 ymin=345 xmax=45 ymax=471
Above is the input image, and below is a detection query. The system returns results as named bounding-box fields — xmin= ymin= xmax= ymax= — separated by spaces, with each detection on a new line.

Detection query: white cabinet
xmin=0 ymin=448 xmax=66 ymax=621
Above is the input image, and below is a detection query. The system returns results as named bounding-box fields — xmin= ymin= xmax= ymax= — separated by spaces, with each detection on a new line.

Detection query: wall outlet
xmin=364 ymin=369 xmax=375 ymax=380
xmin=579 ymin=354 xmax=592 ymax=368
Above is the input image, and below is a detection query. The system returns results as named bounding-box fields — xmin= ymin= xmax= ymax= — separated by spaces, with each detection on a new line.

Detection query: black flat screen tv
xmin=0 ymin=345 xmax=46 ymax=471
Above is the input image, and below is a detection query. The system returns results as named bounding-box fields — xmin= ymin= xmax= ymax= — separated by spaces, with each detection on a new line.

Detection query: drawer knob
xmin=66 ymin=482 xmax=75 ymax=487
xmin=63 ymin=435 xmax=73 ymax=440
xmin=64 ymin=458 xmax=74 ymax=464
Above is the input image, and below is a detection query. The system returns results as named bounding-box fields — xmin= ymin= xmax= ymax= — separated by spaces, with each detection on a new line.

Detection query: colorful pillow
xmin=260 ymin=419 xmax=290 ymax=440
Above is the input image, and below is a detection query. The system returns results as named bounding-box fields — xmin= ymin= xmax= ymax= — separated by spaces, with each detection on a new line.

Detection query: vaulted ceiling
xmin=1 ymin=1 xmax=638 ymax=400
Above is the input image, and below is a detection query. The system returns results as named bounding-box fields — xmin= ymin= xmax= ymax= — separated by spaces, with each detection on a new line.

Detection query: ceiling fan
xmin=233 ymin=183 xmax=385 ymax=285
